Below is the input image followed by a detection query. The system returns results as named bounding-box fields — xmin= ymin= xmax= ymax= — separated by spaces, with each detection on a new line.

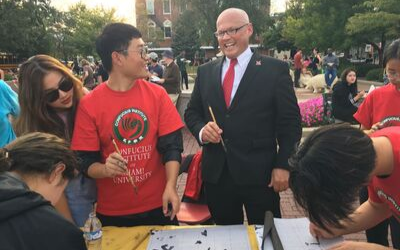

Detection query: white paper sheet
xmin=146 ymin=225 xmax=252 ymax=250
xmin=254 ymin=218 xmax=343 ymax=250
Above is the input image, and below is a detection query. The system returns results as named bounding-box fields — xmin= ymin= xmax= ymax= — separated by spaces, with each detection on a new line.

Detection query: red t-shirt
xmin=71 ymin=80 xmax=184 ymax=216
xmin=369 ymin=127 xmax=400 ymax=222
xmin=354 ymin=84 xmax=400 ymax=129
xmin=294 ymin=52 xmax=302 ymax=69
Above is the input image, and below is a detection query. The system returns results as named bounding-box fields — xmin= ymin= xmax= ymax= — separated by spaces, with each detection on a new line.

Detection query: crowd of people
xmin=0 ymin=7 xmax=399 ymax=250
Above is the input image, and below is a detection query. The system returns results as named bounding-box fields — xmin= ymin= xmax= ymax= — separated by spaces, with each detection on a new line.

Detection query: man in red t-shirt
xmin=293 ymin=49 xmax=303 ymax=88
xmin=71 ymin=23 xmax=184 ymax=227
xmin=353 ymin=47 xmax=400 ymax=247
xmin=289 ymin=125 xmax=400 ymax=250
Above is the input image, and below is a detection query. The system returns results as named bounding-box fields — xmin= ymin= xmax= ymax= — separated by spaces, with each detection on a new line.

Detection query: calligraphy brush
xmin=208 ymin=106 xmax=227 ymax=153
xmin=111 ymin=136 xmax=138 ymax=194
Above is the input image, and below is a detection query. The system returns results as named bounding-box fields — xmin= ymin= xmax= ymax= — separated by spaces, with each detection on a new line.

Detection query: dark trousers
xmin=360 ymin=187 xmax=400 ymax=248
xmin=97 ymin=207 xmax=178 ymax=227
xmin=294 ymin=68 xmax=301 ymax=87
xmin=181 ymin=70 xmax=188 ymax=89
xmin=204 ymin=165 xmax=281 ymax=225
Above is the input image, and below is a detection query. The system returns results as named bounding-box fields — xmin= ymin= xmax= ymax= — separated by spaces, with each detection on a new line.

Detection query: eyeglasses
xmin=386 ymin=71 xmax=400 ymax=79
xmin=45 ymin=77 xmax=74 ymax=103
xmin=116 ymin=47 xmax=148 ymax=59
xmin=214 ymin=23 xmax=249 ymax=38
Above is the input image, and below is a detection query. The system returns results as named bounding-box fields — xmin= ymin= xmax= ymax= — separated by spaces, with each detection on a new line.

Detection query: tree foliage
xmin=0 ymin=0 xmax=58 ymax=58
xmin=283 ymin=0 xmax=365 ymax=52
xmin=346 ymin=0 xmax=400 ymax=65
xmin=171 ymin=10 xmax=201 ymax=59
xmin=56 ymin=2 xmax=119 ymax=59
xmin=0 ymin=0 xmax=119 ymax=59
xmin=180 ymin=0 xmax=271 ymax=47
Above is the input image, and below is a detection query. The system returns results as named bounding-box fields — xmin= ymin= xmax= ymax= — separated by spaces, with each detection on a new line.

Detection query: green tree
xmin=180 ymin=0 xmax=271 ymax=47
xmin=262 ymin=13 xmax=293 ymax=52
xmin=0 ymin=0 xmax=59 ymax=58
xmin=283 ymin=0 xmax=365 ymax=52
xmin=346 ymin=0 xmax=400 ymax=65
xmin=54 ymin=2 xmax=119 ymax=59
xmin=171 ymin=10 xmax=201 ymax=60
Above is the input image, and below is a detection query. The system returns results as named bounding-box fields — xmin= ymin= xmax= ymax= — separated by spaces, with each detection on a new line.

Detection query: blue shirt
xmin=0 ymin=80 xmax=19 ymax=147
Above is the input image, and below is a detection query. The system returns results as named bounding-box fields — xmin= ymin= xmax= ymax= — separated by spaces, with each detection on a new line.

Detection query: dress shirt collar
xmin=224 ymin=47 xmax=253 ymax=68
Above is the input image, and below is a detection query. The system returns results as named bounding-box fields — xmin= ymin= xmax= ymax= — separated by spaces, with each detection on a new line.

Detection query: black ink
xmin=201 ymin=230 xmax=208 ymax=236
xmin=195 ymin=240 xmax=202 ymax=244
xmin=161 ymin=244 xmax=174 ymax=250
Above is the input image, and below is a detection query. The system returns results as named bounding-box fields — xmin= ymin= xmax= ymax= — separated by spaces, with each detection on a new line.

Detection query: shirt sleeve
xmin=157 ymin=90 xmax=184 ymax=136
xmin=368 ymin=182 xmax=383 ymax=204
xmin=1 ymin=81 xmax=19 ymax=117
xmin=71 ymin=100 xmax=101 ymax=151
xmin=353 ymin=93 xmax=373 ymax=128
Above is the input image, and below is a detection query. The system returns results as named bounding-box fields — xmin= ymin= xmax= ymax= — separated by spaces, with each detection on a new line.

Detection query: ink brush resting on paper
xmin=208 ymin=106 xmax=227 ymax=153
xmin=111 ymin=137 xmax=139 ymax=194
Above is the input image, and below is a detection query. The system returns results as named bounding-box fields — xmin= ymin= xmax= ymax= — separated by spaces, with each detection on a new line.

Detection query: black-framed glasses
xmin=45 ymin=77 xmax=74 ymax=103
xmin=116 ymin=47 xmax=148 ymax=59
xmin=214 ymin=23 xmax=249 ymax=38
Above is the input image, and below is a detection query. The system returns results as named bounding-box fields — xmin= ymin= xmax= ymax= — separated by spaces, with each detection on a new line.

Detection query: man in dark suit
xmin=184 ymin=8 xmax=301 ymax=225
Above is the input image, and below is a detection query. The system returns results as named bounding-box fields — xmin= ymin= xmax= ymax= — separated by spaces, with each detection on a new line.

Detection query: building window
xmin=148 ymin=20 xmax=156 ymax=39
xmin=179 ymin=2 xmax=187 ymax=13
xmin=163 ymin=0 xmax=171 ymax=14
xmin=163 ymin=20 xmax=172 ymax=38
xmin=146 ymin=0 xmax=155 ymax=15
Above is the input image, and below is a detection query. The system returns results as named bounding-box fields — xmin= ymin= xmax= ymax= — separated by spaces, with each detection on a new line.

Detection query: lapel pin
xmin=256 ymin=60 xmax=262 ymax=66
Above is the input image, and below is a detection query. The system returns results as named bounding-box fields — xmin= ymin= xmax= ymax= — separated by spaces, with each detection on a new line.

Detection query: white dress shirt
xmin=199 ymin=47 xmax=253 ymax=143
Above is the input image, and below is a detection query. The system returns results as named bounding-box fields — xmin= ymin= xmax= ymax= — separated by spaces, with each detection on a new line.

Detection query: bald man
xmin=184 ymin=8 xmax=301 ymax=225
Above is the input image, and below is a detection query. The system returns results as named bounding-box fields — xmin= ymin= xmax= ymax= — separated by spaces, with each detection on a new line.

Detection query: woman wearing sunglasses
xmin=14 ymin=55 xmax=96 ymax=227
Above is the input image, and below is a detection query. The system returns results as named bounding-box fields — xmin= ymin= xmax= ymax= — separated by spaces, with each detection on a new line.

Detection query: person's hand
xmin=365 ymin=122 xmax=383 ymax=134
xmin=309 ymin=222 xmax=341 ymax=239
xmin=268 ymin=168 xmax=289 ymax=192
xmin=328 ymin=241 xmax=389 ymax=250
xmin=355 ymin=90 xmax=366 ymax=100
xmin=103 ymin=152 xmax=127 ymax=178
xmin=201 ymin=122 xmax=223 ymax=144
xmin=157 ymin=78 xmax=165 ymax=84
xmin=162 ymin=184 xmax=180 ymax=220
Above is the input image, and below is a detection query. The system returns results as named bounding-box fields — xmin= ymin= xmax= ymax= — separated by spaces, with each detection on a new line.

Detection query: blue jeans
xmin=65 ymin=173 xmax=97 ymax=227
xmin=325 ymin=68 xmax=337 ymax=87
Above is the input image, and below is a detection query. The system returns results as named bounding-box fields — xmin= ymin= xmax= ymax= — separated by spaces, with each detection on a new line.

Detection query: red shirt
xmin=294 ymin=52 xmax=303 ymax=69
xmin=71 ymin=80 xmax=184 ymax=216
xmin=354 ymin=84 xmax=400 ymax=128
xmin=369 ymin=127 xmax=400 ymax=221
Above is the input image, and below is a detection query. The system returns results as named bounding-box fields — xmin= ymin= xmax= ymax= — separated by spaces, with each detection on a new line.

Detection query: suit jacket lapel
xmin=229 ymin=52 xmax=262 ymax=111
xmin=211 ymin=58 xmax=227 ymax=111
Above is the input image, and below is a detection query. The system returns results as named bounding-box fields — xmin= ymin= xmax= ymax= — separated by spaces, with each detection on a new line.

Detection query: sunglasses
xmin=45 ymin=77 xmax=74 ymax=103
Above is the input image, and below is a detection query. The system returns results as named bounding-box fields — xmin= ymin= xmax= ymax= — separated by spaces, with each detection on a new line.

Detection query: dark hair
xmin=15 ymin=55 xmax=85 ymax=139
xmin=96 ymin=23 xmax=142 ymax=72
xmin=340 ymin=68 xmax=358 ymax=95
xmin=383 ymin=39 xmax=400 ymax=67
xmin=0 ymin=132 xmax=77 ymax=180
xmin=289 ymin=124 xmax=376 ymax=232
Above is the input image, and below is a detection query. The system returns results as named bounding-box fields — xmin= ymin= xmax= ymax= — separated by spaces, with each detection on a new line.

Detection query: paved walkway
xmin=178 ymin=81 xmax=369 ymax=242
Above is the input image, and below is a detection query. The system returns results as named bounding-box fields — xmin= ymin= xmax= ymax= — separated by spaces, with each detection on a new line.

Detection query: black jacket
xmin=0 ymin=172 xmax=87 ymax=250
xmin=184 ymin=52 xmax=302 ymax=185
xmin=332 ymin=81 xmax=358 ymax=123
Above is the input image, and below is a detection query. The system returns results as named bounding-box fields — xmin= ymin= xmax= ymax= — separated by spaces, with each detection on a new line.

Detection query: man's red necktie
xmin=222 ymin=58 xmax=237 ymax=107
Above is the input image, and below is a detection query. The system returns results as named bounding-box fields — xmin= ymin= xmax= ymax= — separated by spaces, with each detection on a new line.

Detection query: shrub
xmin=366 ymin=68 xmax=384 ymax=82
xmin=299 ymin=96 xmax=329 ymax=127
xmin=353 ymin=63 xmax=380 ymax=77
xmin=4 ymin=73 xmax=14 ymax=81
